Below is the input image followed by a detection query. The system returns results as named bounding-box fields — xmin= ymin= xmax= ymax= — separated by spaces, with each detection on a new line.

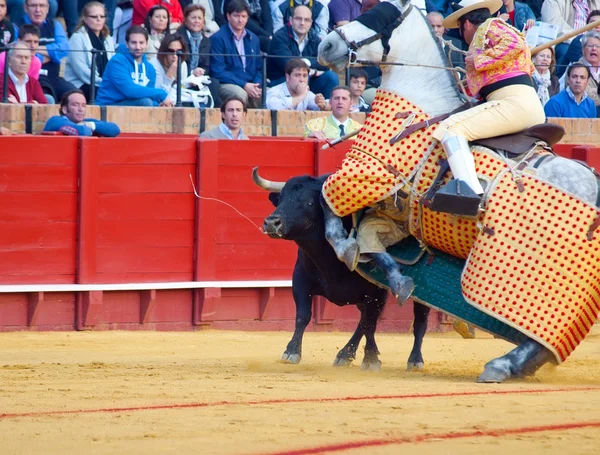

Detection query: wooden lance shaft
xmin=531 ymin=19 xmax=600 ymax=54
xmin=321 ymin=128 xmax=361 ymax=149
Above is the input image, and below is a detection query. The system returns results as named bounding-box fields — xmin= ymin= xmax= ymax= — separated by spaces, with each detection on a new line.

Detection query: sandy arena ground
xmin=1 ymin=328 xmax=600 ymax=455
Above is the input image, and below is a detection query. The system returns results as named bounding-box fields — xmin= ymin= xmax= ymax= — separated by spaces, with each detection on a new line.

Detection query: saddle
xmin=472 ymin=123 xmax=565 ymax=156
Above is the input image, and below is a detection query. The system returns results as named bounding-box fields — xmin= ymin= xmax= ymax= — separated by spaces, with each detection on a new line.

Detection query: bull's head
xmin=252 ymin=167 xmax=325 ymax=240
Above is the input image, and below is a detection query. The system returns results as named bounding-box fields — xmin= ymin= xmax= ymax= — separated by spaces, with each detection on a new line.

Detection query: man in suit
xmin=304 ymin=86 xmax=361 ymax=139
xmin=0 ymin=41 xmax=47 ymax=103
xmin=200 ymin=95 xmax=250 ymax=139
xmin=426 ymin=11 xmax=465 ymax=70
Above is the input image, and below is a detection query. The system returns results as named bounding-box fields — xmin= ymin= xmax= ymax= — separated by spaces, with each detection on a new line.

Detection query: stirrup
xmin=430 ymin=179 xmax=481 ymax=216
xmin=336 ymin=238 xmax=360 ymax=272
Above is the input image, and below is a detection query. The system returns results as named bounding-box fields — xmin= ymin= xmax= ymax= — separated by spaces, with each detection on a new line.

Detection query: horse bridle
xmin=334 ymin=4 xmax=413 ymax=65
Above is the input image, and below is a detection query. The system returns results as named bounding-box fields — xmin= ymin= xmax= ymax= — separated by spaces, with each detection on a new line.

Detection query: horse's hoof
xmin=453 ymin=320 xmax=476 ymax=339
xmin=333 ymin=357 xmax=353 ymax=367
xmin=282 ymin=352 xmax=301 ymax=364
xmin=407 ymin=361 xmax=424 ymax=371
xmin=477 ymin=361 xmax=510 ymax=383
xmin=393 ymin=277 xmax=414 ymax=306
xmin=360 ymin=360 xmax=382 ymax=372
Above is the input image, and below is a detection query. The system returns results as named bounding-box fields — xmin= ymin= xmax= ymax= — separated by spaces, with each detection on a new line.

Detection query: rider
xmin=321 ymin=0 xmax=545 ymax=299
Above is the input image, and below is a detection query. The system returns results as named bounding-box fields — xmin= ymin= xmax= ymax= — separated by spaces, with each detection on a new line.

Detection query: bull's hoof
xmin=391 ymin=276 xmax=414 ymax=306
xmin=453 ymin=320 xmax=476 ymax=339
xmin=360 ymin=359 xmax=382 ymax=372
xmin=407 ymin=361 xmax=424 ymax=371
xmin=333 ymin=357 xmax=353 ymax=367
xmin=477 ymin=360 xmax=511 ymax=383
xmin=281 ymin=352 xmax=301 ymax=364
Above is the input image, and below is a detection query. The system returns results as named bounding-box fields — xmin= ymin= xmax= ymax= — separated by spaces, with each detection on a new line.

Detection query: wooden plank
xmin=0 ymin=274 xmax=76 ymax=284
xmin=215 ymin=243 xmax=297 ymax=271
xmin=94 ymin=137 xmax=197 ymax=164
xmin=0 ymin=248 xmax=76 ymax=275
xmin=98 ymin=193 xmax=195 ymax=220
xmin=94 ymin=271 xmax=195 ymax=283
xmin=78 ymin=290 xmax=103 ymax=329
xmin=0 ymin=137 xmax=78 ymax=165
xmin=97 ymin=219 xmax=194 ymax=247
xmin=216 ymin=219 xmax=272 ymax=244
xmin=139 ymin=289 xmax=156 ymax=324
xmin=217 ymin=165 xmax=314 ymax=192
xmin=141 ymin=289 xmax=193 ymax=323
xmin=216 ymin=140 xmax=315 ymax=166
xmin=96 ymin=246 xmax=193 ymax=274
xmin=97 ymin=164 xmax=196 ymax=193
xmin=0 ymin=165 xmax=77 ymax=192
xmin=0 ymin=221 xmax=76 ymax=249
xmin=0 ymin=192 xmax=77 ymax=221
xmin=78 ymin=138 xmax=100 ymax=284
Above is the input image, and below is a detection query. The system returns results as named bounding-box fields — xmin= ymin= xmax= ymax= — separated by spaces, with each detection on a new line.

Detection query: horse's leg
xmin=477 ymin=338 xmax=556 ymax=383
xmin=333 ymin=307 xmax=364 ymax=367
xmin=359 ymin=296 xmax=386 ymax=371
xmin=407 ymin=302 xmax=430 ymax=371
xmin=282 ymin=270 xmax=314 ymax=364
xmin=370 ymin=252 xmax=414 ymax=305
xmin=320 ymin=194 xmax=359 ymax=271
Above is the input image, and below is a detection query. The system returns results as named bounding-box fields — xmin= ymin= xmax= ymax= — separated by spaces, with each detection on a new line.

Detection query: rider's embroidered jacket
xmin=467 ymin=18 xmax=534 ymax=98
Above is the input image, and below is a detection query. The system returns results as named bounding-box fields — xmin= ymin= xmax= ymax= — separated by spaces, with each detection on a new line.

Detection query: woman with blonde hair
xmin=65 ymin=1 xmax=115 ymax=101
xmin=531 ymin=47 xmax=559 ymax=106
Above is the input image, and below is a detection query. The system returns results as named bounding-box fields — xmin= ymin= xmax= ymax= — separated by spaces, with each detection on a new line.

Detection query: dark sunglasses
xmin=167 ymin=48 xmax=182 ymax=53
xmin=87 ymin=14 xmax=106 ymax=19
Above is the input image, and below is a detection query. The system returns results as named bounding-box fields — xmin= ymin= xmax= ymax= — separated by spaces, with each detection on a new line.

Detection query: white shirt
xmin=266 ymin=82 xmax=320 ymax=110
xmin=9 ymin=69 xmax=28 ymax=103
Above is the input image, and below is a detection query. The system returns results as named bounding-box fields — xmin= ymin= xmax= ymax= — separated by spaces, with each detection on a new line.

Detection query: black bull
xmin=253 ymin=167 xmax=430 ymax=370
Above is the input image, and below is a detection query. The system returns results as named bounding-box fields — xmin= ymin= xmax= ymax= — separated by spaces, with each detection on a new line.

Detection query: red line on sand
xmin=260 ymin=421 xmax=600 ymax=455
xmin=1 ymin=386 xmax=599 ymax=420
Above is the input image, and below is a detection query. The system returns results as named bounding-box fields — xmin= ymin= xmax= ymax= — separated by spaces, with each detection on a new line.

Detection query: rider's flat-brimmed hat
xmin=442 ymin=0 xmax=502 ymax=29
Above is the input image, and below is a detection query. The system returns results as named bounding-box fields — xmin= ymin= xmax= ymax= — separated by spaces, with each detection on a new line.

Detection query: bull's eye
xmin=307 ymin=201 xmax=314 ymax=207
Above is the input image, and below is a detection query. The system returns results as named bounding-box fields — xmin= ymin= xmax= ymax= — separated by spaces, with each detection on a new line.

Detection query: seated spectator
xmin=425 ymin=11 xmax=464 ymax=70
xmin=224 ymin=0 xmax=272 ymax=52
xmin=0 ymin=41 xmax=46 ymax=103
xmin=544 ymin=63 xmax=596 ymax=118
xmin=43 ymin=89 xmax=120 ymax=136
xmin=541 ymin=0 xmax=600 ymax=63
xmin=328 ymin=0 xmax=361 ymax=29
xmin=268 ymin=5 xmax=338 ymax=98
xmin=143 ymin=4 xmax=170 ymax=56
xmin=200 ymin=94 xmax=249 ymax=139
xmin=498 ymin=0 xmax=536 ymax=31
xmin=176 ymin=3 xmax=220 ymax=105
xmin=19 ymin=0 xmax=76 ymax=101
xmin=347 ymin=68 xmax=369 ymax=113
xmin=532 ymin=48 xmax=559 ymax=106
xmin=304 ymin=86 xmax=361 ymax=139
xmin=1 ymin=0 xmax=17 ymax=51
xmin=132 ymin=0 xmax=182 ymax=30
xmin=77 ymin=0 xmax=118 ymax=34
xmin=559 ymin=31 xmax=600 ymax=109
xmin=179 ymin=0 xmax=224 ymax=36
xmin=271 ymin=0 xmax=329 ymax=40
xmin=210 ymin=0 xmax=262 ymax=108
xmin=65 ymin=1 xmax=115 ymax=101
xmin=96 ymin=25 xmax=170 ymax=106
xmin=266 ymin=58 xmax=326 ymax=110
xmin=150 ymin=33 xmax=187 ymax=102
xmin=557 ymin=10 xmax=600 ymax=78
xmin=0 ymin=23 xmax=41 ymax=78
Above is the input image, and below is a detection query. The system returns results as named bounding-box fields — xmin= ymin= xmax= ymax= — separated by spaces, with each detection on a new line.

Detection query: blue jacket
xmin=210 ymin=25 xmax=262 ymax=87
xmin=544 ymin=90 xmax=596 ymax=119
xmin=43 ymin=116 xmax=121 ymax=137
xmin=499 ymin=2 xmax=535 ymax=31
xmin=96 ymin=44 xmax=167 ymax=106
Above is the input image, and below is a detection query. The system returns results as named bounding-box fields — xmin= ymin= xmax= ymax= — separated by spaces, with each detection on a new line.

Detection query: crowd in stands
xmin=2 ymin=0 xmax=600 ymax=123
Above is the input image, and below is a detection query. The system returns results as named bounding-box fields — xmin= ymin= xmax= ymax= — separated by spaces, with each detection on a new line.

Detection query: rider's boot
xmin=371 ymin=252 xmax=414 ymax=305
xmin=430 ymin=133 xmax=484 ymax=217
xmin=320 ymin=195 xmax=360 ymax=271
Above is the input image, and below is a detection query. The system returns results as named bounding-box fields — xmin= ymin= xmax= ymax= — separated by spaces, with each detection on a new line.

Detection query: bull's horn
xmin=252 ymin=167 xmax=285 ymax=192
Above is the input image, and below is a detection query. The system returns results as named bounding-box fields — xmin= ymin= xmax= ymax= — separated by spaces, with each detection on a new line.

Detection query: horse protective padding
xmin=356 ymin=236 xmax=528 ymax=345
xmin=463 ymin=171 xmax=600 ymax=363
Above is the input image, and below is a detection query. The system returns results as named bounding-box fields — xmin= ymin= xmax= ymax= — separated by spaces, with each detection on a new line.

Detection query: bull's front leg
xmin=359 ymin=296 xmax=386 ymax=371
xmin=407 ymin=302 xmax=430 ymax=370
xmin=282 ymin=271 xmax=313 ymax=364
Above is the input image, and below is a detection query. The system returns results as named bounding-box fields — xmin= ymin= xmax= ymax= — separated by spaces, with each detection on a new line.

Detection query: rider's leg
xmin=320 ymin=194 xmax=360 ymax=271
xmin=370 ymin=252 xmax=414 ymax=305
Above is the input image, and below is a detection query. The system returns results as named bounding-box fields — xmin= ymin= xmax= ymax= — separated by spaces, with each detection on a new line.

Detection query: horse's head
xmin=318 ymin=0 xmax=413 ymax=72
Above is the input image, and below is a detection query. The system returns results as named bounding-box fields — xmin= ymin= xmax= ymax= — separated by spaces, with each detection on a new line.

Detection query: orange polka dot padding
xmin=462 ymin=171 xmax=600 ymax=363
xmin=322 ymin=90 xmax=436 ymax=217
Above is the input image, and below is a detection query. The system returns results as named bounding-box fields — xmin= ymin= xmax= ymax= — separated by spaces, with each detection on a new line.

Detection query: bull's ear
xmin=268 ymin=192 xmax=280 ymax=206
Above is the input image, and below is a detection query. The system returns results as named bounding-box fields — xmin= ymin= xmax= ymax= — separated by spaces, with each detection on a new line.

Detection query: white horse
xmin=317 ymin=0 xmax=600 ymax=382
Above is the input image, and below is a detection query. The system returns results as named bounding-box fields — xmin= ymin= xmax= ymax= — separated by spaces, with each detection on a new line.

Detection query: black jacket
xmin=175 ymin=26 xmax=212 ymax=75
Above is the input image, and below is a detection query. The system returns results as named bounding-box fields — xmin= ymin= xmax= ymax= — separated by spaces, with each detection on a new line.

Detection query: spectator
xmin=557 ymin=9 xmax=600 ymax=78
xmin=304 ymin=86 xmax=361 ymax=139
xmin=328 ymin=0 xmax=361 ymax=29
xmin=347 ymin=68 xmax=369 ymax=112
xmin=559 ymin=31 xmax=600 ymax=109
xmin=0 ymin=23 xmax=41 ymax=78
xmin=178 ymin=0 xmax=224 ymax=36
xmin=271 ymin=0 xmax=329 ymax=40
xmin=200 ymin=94 xmax=249 ymax=139
xmin=144 ymin=4 xmax=170 ymax=56
xmin=132 ymin=0 xmax=182 ymax=29
xmin=96 ymin=25 xmax=170 ymax=106
xmin=19 ymin=0 xmax=76 ymax=101
xmin=0 ymin=0 xmax=17 ymax=51
xmin=150 ymin=33 xmax=187 ymax=103
xmin=224 ymin=0 xmax=272 ymax=52
xmin=77 ymin=0 xmax=117 ymax=34
xmin=210 ymin=0 xmax=262 ymax=108
xmin=65 ymin=1 xmax=116 ymax=101
xmin=0 ymin=41 xmax=46 ymax=103
xmin=498 ymin=0 xmax=536 ymax=31
xmin=532 ymin=48 xmax=559 ymax=105
xmin=266 ymin=58 xmax=326 ymax=110
xmin=43 ymin=89 xmax=121 ymax=136
xmin=175 ymin=3 xmax=220 ymax=105
xmin=426 ymin=11 xmax=465 ymax=70
xmin=541 ymin=0 xmax=600 ymax=63
xmin=544 ymin=63 xmax=596 ymax=117
xmin=268 ymin=5 xmax=339 ymax=98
